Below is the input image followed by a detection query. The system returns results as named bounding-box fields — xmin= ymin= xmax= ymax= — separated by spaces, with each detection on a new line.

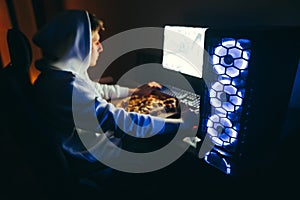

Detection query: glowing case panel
xmin=201 ymin=27 xmax=300 ymax=175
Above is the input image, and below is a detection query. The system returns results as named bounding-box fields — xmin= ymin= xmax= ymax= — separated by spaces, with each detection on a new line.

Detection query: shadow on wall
xmin=289 ymin=59 xmax=300 ymax=110
xmin=182 ymin=0 xmax=300 ymax=27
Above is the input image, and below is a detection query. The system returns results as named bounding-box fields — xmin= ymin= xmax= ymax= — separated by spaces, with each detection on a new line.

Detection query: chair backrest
xmin=0 ymin=28 xmax=78 ymax=198
xmin=0 ymin=28 xmax=33 ymax=131
xmin=7 ymin=28 xmax=32 ymax=72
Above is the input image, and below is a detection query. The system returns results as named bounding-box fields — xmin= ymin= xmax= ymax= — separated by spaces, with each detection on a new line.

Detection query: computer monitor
xmin=162 ymin=25 xmax=208 ymax=79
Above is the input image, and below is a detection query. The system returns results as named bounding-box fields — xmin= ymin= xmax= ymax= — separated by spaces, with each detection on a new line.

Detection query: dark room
xmin=1 ymin=0 xmax=300 ymax=199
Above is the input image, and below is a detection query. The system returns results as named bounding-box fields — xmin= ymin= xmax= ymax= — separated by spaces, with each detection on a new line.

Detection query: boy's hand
xmin=130 ymin=81 xmax=162 ymax=96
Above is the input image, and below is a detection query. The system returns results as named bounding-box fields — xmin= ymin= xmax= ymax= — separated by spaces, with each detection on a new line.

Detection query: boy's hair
xmin=88 ymin=12 xmax=105 ymax=32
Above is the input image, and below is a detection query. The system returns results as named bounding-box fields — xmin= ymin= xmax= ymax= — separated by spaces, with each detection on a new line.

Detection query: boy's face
xmin=90 ymin=31 xmax=103 ymax=67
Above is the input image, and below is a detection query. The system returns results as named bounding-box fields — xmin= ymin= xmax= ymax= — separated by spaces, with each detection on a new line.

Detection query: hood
xmin=33 ymin=10 xmax=91 ymax=77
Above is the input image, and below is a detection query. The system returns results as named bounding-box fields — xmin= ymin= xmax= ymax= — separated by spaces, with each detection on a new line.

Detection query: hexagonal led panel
xmin=206 ymin=38 xmax=251 ymax=151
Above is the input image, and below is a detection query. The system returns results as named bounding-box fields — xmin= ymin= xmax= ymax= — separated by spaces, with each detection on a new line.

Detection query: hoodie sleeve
xmin=90 ymin=80 xmax=129 ymax=99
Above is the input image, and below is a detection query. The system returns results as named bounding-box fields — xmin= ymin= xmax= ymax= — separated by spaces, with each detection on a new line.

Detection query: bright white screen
xmin=162 ymin=25 xmax=207 ymax=78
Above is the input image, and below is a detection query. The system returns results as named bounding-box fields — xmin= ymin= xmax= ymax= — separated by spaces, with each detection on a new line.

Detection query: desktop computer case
xmin=200 ymin=27 xmax=300 ymax=175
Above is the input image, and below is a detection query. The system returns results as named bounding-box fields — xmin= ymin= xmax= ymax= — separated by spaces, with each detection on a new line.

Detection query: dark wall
xmin=104 ymin=0 xmax=300 ymax=32
xmin=56 ymin=0 xmax=294 ymax=82
xmin=39 ymin=0 xmax=300 ymax=38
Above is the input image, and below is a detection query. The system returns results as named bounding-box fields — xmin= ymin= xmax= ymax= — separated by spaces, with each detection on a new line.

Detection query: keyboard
xmin=159 ymin=84 xmax=200 ymax=113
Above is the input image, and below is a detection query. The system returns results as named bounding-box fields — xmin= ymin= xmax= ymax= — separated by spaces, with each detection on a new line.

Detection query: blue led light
xmin=222 ymin=102 xmax=235 ymax=112
xmin=206 ymin=37 xmax=251 ymax=153
xmin=218 ymin=75 xmax=231 ymax=84
xmin=212 ymin=82 xmax=224 ymax=91
xmin=207 ymin=114 xmax=237 ymax=147
xmin=228 ymin=48 xmax=242 ymax=59
xmin=232 ymin=79 xmax=245 ymax=87
xmin=215 ymin=108 xmax=227 ymax=117
xmin=224 ymin=85 xmax=237 ymax=95
xmin=222 ymin=39 xmax=236 ymax=48
xmin=230 ymin=95 xmax=243 ymax=106
xmin=212 ymin=137 xmax=223 ymax=146
xmin=204 ymin=152 xmax=231 ymax=174
xmin=220 ymin=117 xmax=232 ymax=127
xmin=207 ymin=120 xmax=213 ymax=127
xmin=237 ymin=89 xmax=245 ymax=98
xmin=242 ymin=50 xmax=251 ymax=60
xmin=227 ymin=112 xmax=239 ymax=121
xmin=237 ymin=39 xmax=251 ymax=49
xmin=219 ymin=134 xmax=231 ymax=143
xmin=213 ymin=64 xmax=226 ymax=74
xmin=226 ymin=67 xmax=240 ymax=77
xmin=210 ymin=114 xmax=220 ymax=122
xmin=234 ymin=58 xmax=248 ymax=70
xmin=206 ymin=120 xmax=213 ymax=128
xmin=209 ymin=89 xmax=217 ymax=97
xmin=207 ymin=127 xmax=219 ymax=137
xmin=230 ymin=137 xmax=237 ymax=145
xmin=212 ymin=55 xmax=220 ymax=65
xmin=233 ymin=124 xmax=240 ymax=132
xmin=210 ymin=98 xmax=221 ymax=107
xmin=214 ymin=46 xmax=227 ymax=56
xmin=225 ymin=128 xmax=238 ymax=138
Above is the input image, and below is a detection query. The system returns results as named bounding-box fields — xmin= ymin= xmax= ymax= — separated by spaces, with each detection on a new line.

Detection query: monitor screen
xmin=162 ymin=25 xmax=208 ymax=79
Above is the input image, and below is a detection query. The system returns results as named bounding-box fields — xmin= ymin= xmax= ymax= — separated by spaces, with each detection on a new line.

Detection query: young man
xmin=32 ymin=9 xmax=196 ymax=170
